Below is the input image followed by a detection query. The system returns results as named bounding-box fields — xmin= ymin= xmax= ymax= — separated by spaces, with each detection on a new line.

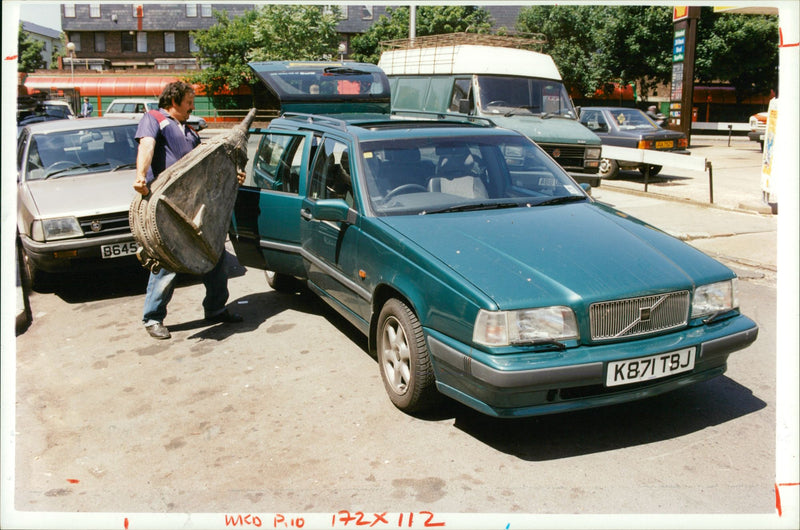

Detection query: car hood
xmin=23 ymin=169 xmax=138 ymax=219
xmin=378 ymin=201 xmax=731 ymax=310
xmin=488 ymin=115 xmax=601 ymax=145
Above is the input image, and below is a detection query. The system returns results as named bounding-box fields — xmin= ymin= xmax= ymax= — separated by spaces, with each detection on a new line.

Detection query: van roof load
xmin=380 ymin=32 xmax=546 ymax=52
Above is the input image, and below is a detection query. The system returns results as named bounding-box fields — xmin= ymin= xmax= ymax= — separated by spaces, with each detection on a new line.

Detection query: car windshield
xmin=476 ymin=75 xmax=577 ymax=118
xmin=24 ymin=124 xmax=139 ymax=181
xmin=607 ymin=109 xmax=659 ymax=130
xmin=360 ymin=134 xmax=587 ymax=216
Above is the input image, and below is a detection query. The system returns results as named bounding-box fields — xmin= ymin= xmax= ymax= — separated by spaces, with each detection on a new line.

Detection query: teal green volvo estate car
xmin=230 ymin=62 xmax=758 ymax=418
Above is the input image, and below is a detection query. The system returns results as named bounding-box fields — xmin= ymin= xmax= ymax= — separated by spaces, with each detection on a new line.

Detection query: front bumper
xmin=748 ymin=131 xmax=765 ymax=143
xmin=426 ymin=314 xmax=758 ymax=418
xmin=20 ymin=232 xmax=137 ymax=272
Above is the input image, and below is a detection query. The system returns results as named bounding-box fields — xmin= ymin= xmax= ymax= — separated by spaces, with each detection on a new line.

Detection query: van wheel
xmin=377 ymin=298 xmax=437 ymax=413
xmin=598 ymin=158 xmax=619 ymax=179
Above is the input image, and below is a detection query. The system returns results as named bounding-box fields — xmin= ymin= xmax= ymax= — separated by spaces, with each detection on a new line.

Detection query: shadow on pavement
xmin=446 ymin=375 xmax=767 ymax=461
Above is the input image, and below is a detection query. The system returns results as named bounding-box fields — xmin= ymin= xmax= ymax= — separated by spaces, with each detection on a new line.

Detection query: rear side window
xmin=308 ymin=137 xmax=353 ymax=206
xmin=252 ymin=133 xmax=306 ymax=194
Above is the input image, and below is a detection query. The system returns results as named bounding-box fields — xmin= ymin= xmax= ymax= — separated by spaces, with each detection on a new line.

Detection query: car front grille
xmin=78 ymin=212 xmax=131 ymax=238
xmin=589 ymin=291 xmax=690 ymax=341
xmin=539 ymin=143 xmax=585 ymax=169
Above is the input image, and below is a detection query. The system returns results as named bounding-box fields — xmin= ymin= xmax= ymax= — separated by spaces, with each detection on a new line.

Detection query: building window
xmin=69 ymin=33 xmax=82 ymax=52
xmin=121 ymin=32 xmax=134 ymax=52
xmin=94 ymin=32 xmax=105 ymax=52
xmin=189 ymin=35 xmax=199 ymax=53
xmin=201 ymin=4 xmax=212 ymax=17
xmin=361 ymin=6 xmax=373 ymax=20
xmin=186 ymin=4 xmax=197 ymax=17
xmin=164 ymin=32 xmax=175 ymax=53
xmin=64 ymin=4 xmax=75 ymax=17
xmin=90 ymin=3 xmax=100 ymax=17
xmin=137 ymin=32 xmax=147 ymax=53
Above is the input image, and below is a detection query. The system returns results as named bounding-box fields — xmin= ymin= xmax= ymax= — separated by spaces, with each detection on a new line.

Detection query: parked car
xmin=17 ymin=99 xmax=76 ymax=127
xmin=229 ymin=62 xmax=758 ymax=418
xmin=748 ymin=110 xmax=768 ymax=151
xmin=104 ymin=98 xmax=208 ymax=130
xmin=579 ymin=106 xmax=688 ymax=179
xmin=16 ymin=118 xmax=141 ymax=289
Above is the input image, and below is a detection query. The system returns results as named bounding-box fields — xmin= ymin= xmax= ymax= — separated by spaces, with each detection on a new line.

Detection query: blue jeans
xmin=142 ymin=254 xmax=230 ymax=326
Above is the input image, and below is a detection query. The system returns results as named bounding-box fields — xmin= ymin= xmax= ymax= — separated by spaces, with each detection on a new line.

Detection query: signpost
xmin=669 ymin=6 xmax=701 ymax=146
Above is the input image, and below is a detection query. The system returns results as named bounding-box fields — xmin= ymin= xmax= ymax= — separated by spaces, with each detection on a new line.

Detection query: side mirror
xmin=458 ymin=99 xmax=472 ymax=115
xmin=580 ymin=182 xmax=592 ymax=196
xmin=311 ymin=199 xmax=356 ymax=224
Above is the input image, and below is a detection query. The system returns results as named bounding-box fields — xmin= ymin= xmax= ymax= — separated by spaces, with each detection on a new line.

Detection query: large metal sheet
xmin=130 ymin=108 xmax=256 ymax=274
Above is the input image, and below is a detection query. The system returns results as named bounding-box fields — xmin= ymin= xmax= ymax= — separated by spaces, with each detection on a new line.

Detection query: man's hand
xmin=237 ymin=170 xmax=246 ymax=186
xmin=133 ymin=175 xmax=149 ymax=195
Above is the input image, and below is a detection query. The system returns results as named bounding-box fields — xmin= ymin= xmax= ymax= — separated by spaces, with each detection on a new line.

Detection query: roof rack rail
xmin=281 ymin=112 xmax=349 ymax=132
xmin=390 ymin=109 xmax=496 ymax=127
xmin=380 ymin=32 xmax=547 ymax=52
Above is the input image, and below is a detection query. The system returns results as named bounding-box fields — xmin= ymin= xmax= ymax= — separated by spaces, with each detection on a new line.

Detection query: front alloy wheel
xmin=377 ymin=298 xmax=437 ymax=413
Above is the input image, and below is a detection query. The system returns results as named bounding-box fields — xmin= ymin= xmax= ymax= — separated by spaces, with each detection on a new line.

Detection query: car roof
xmin=21 ymin=117 xmax=141 ymax=134
xmin=109 ymin=98 xmax=157 ymax=102
xmin=582 ymin=106 xmax=644 ymax=113
xmin=268 ymin=112 xmax=515 ymax=142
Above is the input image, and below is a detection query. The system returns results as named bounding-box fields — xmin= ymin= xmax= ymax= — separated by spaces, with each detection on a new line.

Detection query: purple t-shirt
xmin=135 ymin=109 xmax=201 ymax=184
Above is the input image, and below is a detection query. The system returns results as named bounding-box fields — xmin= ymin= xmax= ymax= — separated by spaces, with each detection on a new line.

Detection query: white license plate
xmin=101 ymin=242 xmax=138 ymax=259
xmin=606 ymin=347 xmax=696 ymax=387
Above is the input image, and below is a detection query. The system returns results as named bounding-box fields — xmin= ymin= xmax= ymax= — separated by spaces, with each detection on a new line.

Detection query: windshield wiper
xmin=532 ymin=195 xmax=587 ymax=207
xmin=44 ymin=162 xmax=110 ymax=179
xmin=503 ymin=105 xmax=538 ymax=117
xmin=422 ymin=202 xmax=521 ymax=215
xmin=111 ymin=163 xmax=137 ymax=171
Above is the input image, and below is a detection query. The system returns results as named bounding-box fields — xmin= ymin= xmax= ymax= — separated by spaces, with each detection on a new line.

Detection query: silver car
xmin=16 ymin=118 xmax=141 ymax=289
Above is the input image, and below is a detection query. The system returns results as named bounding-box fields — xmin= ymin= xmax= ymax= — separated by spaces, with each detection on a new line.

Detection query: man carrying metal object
xmin=132 ymin=81 xmax=246 ymax=340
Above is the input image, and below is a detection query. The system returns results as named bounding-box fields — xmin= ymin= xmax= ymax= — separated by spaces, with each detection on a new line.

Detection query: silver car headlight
xmin=473 ymin=306 xmax=579 ymax=347
xmin=585 ymin=147 xmax=602 ymax=159
xmin=691 ymin=279 xmax=738 ymax=318
xmin=32 ymin=217 xmax=83 ymax=242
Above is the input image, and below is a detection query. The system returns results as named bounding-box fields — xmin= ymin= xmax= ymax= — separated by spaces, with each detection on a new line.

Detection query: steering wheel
xmin=45 ymin=160 xmax=79 ymax=176
xmin=384 ymin=184 xmax=427 ymax=201
xmin=485 ymin=100 xmax=511 ymax=107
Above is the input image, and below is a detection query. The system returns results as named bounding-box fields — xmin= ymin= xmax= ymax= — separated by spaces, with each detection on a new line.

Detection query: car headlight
xmin=585 ymin=147 xmax=602 ymax=159
xmin=33 ymin=217 xmax=83 ymax=241
xmin=691 ymin=279 xmax=738 ymax=319
xmin=473 ymin=306 xmax=579 ymax=347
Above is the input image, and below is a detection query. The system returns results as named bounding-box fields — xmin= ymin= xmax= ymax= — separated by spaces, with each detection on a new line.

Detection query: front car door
xmin=299 ymin=135 xmax=370 ymax=330
xmin=230 ymin=130 xmax=314 ymax=278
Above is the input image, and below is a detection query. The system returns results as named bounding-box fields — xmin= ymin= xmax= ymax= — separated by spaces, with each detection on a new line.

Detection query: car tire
xmin=265 ymin=270 xmax=297 ymax=292
xmin=598 ymin=158 xmax=619 ymax=179
xmin=638 ymin=165 xmax=662 ymax=177
xmin=19 ymin=246 xmax=44 ymax=292
xmin=376 ymin=298 xmax=438 ymax=413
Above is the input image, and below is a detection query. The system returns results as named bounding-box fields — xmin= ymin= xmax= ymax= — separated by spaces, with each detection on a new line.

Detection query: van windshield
xmin=476 ymin=76 xmax=577 ymax=119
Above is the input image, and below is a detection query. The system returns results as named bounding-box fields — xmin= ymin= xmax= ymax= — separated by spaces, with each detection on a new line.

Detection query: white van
xmin=378 ymin=35 xmax=602 ymax=183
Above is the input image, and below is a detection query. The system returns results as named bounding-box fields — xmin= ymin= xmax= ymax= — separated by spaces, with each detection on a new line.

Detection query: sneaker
xmin=146 ymin=322 xmax=171 ymax=339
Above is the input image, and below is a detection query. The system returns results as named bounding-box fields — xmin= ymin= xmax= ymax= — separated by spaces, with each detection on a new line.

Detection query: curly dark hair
xmin=158 ymin=81 xmax=195 ymax=109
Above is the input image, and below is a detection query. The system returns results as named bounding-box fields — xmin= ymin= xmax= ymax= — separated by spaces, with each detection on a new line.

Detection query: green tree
xmin=187 ymin=6 xmax=341 ymax=99
xmin=695 ymin=10 xmax=778 ymax=102
xmin=517 ymin=5 xmax=778 ymax=101
xmin=350 ymin=6 xmax=494 ymax=64
xmin=18 ymin=24 xmax=46 ymax=72
xmin=516 ymin=6 xmax=611 ymax=97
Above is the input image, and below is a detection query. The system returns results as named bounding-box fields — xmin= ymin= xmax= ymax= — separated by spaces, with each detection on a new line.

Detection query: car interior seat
xmin=429 ymin=145 xmax=489 ymax=199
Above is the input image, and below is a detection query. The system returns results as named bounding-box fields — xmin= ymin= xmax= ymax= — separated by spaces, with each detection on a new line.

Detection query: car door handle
xmin=300 ymin=208 xmax=313 ymax=220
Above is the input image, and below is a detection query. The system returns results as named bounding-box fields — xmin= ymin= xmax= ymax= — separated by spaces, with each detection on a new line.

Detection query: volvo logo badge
xmin=90 ymin=220 xmax=102 ymax=232
xmin=552 ymin=148 xmax=561 ymax=158
xmin=639 ymin=307 xmax=652 ymax=322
